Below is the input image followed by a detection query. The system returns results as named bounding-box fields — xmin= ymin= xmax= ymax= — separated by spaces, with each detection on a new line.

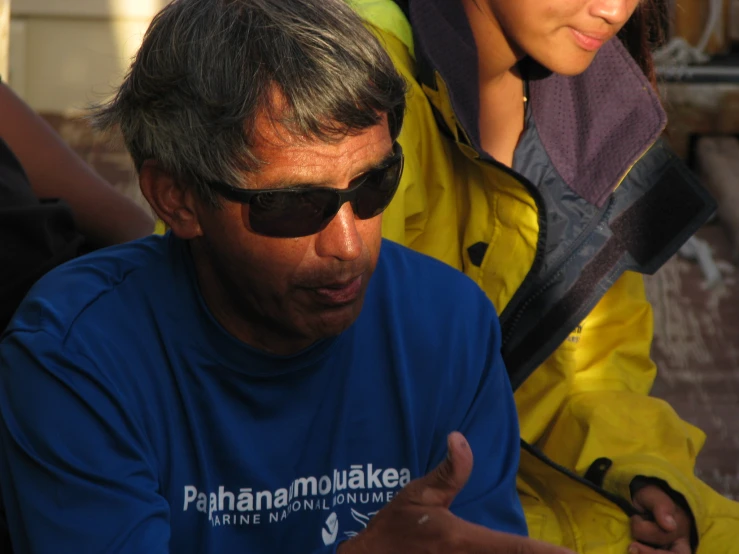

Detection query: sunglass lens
xmin=248 ymin=189 xmax=338 ymax=237
xmin=354 ymin=157 xmax=402 ymax=220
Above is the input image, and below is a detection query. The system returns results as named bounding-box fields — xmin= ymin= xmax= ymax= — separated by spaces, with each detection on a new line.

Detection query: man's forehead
xmin=253 ymin=88 xmax=391 ymax=150
xmin=253 ymin=105 xmax=390 ymax=146
xmin=249 ymin=113 xmax=392 ymax=182
xmin=254 ymin=128 xmax=389 ymax=160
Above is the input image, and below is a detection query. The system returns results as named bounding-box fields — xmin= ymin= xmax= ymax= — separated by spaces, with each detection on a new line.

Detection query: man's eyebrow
xmin=348 ymin=146 xmax=397 ymax=178
xmin=260 ymin=146 xmax=396 ymax=190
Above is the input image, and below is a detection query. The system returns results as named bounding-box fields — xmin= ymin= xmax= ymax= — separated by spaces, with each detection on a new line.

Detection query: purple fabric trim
xmin=529 ymin=40 xmax=666 ymax=206
xmin=409 ymin=0 xmax=667 ymax=206
xmin=409 ymin=0 xmax=481 ymax=147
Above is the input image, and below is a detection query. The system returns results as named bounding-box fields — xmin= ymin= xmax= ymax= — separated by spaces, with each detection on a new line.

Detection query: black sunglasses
xmin=208 ymin=143 xmax=404 ymax=238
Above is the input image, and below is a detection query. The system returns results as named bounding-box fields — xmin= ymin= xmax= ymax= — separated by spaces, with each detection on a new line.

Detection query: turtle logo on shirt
xmin=322 ymin=512 xmax=339 ymax=545
xmin=322 ymin=508 xmax=379 ymax=545
xmin=344 ymin=508 xmax=378 ymax=538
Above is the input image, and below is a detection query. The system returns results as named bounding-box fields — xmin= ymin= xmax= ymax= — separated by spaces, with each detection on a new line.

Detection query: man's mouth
xmin=308 ymin=275 xmax=364 ymax=306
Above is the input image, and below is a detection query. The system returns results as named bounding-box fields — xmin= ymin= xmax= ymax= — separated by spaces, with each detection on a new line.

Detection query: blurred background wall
xmin=0 ymin=0 xmax=174 ymax=210
xmin=1 ymin=0 xmax=9 ymax=81
xmin=3 ymin=0 xmax=169 ymax=113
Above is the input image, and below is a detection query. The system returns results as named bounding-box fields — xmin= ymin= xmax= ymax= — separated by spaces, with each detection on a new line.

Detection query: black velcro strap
xmin=611 ymin=164 xmax=705 ymax=270
xmin=584 ymin=457 xmax=613 ymax=488
xmin=504 ymin=156 xmax=715 ymax=390
xmin=505 ymin=238 xmax=623 ymax=390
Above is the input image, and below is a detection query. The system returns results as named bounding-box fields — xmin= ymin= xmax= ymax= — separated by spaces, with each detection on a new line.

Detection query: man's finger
xmin=633 ymin=486 xmax=678 ymax=533
xmin=403 ymin=432 xmax=473 ymax=508
xmin=629 ymin=538 xmax=692 ymax=554
xmin=630 ymin=515 xmax=678 ymax=546
xmin=629 ymin=541 xmax=662 ymax=554
xmin=653 ymin=499 xmax=678 ymax=533
xmin=669 ymin=537 xmax=693 ymax=554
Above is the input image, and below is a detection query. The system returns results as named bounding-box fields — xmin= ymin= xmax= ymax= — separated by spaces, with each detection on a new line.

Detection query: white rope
xmin=662 ymin=1 xmax=727 ymax=284
xmin=678 ymin=236 xmax=723 ymax=289
xmin=653 ymin=0 xmax=724 ymax=67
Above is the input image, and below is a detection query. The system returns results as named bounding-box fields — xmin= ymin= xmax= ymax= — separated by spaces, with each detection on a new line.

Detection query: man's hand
xmin=629 ymin=485 xmax=693 ymax=554
xmin=338 ymin=432 xmax=574 ymax=554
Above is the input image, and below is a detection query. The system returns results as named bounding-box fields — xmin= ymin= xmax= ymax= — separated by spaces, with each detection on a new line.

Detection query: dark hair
xmin=92 ymin=0 xmax=407 ymax=207
xmin=618 ymin=0 xmax=666 ymax=88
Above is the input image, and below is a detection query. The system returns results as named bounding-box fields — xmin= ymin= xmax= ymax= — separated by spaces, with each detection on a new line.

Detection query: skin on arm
xmin=0 ymin=82 xmax=154 ymax=246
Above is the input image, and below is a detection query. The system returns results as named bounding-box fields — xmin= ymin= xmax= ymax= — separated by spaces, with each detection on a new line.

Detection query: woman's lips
xmin=570 ymin=28 xmax=609 ymax=52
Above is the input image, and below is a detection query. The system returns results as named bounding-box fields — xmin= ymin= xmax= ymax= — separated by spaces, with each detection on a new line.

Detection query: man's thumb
xmin=409 ymin=432 xmax=474 ymax=508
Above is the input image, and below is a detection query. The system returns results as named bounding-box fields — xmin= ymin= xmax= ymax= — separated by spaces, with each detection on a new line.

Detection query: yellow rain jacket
xmin=350 ymin=0 xmax=739 ymax=551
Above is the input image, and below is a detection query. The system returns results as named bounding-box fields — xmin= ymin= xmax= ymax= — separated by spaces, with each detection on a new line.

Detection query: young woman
xmin=351 ymin=0 xmax=739 ymax=552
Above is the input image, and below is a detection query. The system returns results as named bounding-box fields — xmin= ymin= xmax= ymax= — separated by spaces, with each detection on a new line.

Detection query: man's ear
xmin=139 ymin=161 xmax=203 ymax=240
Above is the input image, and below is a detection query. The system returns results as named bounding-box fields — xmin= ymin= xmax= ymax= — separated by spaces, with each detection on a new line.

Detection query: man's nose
xmin=589 ymin=0 xmax=635 ymax=27
xmin=314 ymin=202 xmax=362 ymax=261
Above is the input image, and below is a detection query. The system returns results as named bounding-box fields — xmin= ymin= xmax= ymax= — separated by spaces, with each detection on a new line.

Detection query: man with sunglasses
xmin=0 ymin=1 xmax=576 ymax=553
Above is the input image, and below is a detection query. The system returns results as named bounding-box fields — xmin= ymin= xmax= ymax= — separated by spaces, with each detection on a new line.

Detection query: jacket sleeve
xmin=535 ymin=271 xmax=712 ymax=540
xmin=361 ymin=25 xmax=435 ymax=247
xmin=374 ymin=29 xmax=470 ymax=276
xmin=350 ymin=1 xmax=426 ymax=248
xmin=0 ymin=330 xmax=170 ymax=554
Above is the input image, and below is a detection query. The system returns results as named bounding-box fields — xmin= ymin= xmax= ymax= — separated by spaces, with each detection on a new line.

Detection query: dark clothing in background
xmin=0 ymin=138 xmax=83 ymax=331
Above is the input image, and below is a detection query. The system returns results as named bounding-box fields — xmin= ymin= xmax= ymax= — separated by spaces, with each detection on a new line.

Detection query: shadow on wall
xmin=7 ymin=0 xmax=170 ymax=212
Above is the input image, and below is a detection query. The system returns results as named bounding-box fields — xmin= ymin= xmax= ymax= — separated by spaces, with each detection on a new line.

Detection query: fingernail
xmin=628 ymin=546 xmax=639 ymax=554
xmin=456 ymin=434 xmax=468 ymax=451
xmin=665 ymin=514 xmax=676 ymax=529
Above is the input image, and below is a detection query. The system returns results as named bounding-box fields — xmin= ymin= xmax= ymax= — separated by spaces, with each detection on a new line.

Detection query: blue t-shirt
xmin=0 ymin=235 xmax=526 ymax=553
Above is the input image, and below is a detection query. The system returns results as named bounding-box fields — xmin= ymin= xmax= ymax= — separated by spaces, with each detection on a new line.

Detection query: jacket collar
xmin=408 ymin=0 xmax=666 ymax=206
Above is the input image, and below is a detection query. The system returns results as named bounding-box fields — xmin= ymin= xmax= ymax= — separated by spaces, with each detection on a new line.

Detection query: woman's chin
xmin=532 ymin=48 xmax=601 ymax=78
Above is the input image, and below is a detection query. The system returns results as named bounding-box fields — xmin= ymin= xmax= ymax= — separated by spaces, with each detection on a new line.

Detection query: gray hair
xmin=93 ymin=0 xmax=407 ymax=206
